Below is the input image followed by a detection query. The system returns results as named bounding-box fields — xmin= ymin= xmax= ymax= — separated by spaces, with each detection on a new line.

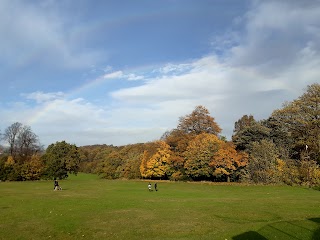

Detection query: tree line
xmin=0 ymin=83 xmax=319 ymax=185
xmin=0 ymin=123 xmax=80 ymax=181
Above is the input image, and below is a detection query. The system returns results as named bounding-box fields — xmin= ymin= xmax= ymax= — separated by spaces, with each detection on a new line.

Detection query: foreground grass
xmin=0 ymin=174 xmax=320 ymax=240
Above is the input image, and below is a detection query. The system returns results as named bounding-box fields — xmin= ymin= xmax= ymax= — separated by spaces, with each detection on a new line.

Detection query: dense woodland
xmin=0 ymin=83 xmax=319 ymax=186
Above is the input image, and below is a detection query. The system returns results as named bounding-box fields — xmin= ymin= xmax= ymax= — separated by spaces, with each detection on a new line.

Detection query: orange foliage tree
xmin=184 ymin=133 xmax=248 ymax=181
xmin=210 ymin=142 xmax=248 ymax=182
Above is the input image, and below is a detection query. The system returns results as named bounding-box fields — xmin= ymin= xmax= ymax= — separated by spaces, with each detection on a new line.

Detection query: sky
xmin=1 ymin=0 xmax=320 ymax=147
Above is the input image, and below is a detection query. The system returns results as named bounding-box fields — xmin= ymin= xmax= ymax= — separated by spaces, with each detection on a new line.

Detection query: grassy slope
xmin=0 ymin=174 xmax=319 ymax=240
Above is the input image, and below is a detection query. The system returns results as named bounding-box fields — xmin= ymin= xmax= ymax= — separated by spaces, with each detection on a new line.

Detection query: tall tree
xmin=16 ymin=125 xmax=42 ymax=161
xmin=262 ymin=117 xmax=294 ymax=160
xmin=42 ymin=141 xmax=80 ymax=179
xmin=3 ymin=122 xmax=23 ymax=157
xmin=247 ymin=140 xmax=279 ymax=183
xmin=233 ymin=115 xmax=256 ymax=135
xmin=272 ymin=83 xmax=320 ymax=162
xmin=232 ymin=122 xmax=270 ymax=151
xmin=177 ymin=105 xmax=221 ymax=136
xmin=2 ymin=122 xmax=41 ymax=164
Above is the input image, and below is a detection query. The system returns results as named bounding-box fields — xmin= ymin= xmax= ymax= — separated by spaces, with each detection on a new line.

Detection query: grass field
xmin=0 ymin=174 xmax=320 ymax=240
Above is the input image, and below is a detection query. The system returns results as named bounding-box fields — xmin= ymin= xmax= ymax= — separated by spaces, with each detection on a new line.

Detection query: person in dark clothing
xmin=54 ymin=179 xmax=61 ymax=190
xmin=54 ymin=179 xmax=58 ymax=189
xmin=154 ymin=183 xmax=158 ymax=191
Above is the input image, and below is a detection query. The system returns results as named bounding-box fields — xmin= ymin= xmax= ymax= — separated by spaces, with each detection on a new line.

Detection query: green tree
xmin=42 ymin=141 xmax=80 ymax=179
xmin=233 ymin=114 xmax=256 ymax=135
xmin=232 ymin=121 xmax=270 ymax=151
xmin=98 ymin=150 xmax=124 ymax=179
xmin=272 ymin=83 xmax=320 ymax=162
xmin=246 ymin=140 xmax=279 ymax=183
xmin=262 ymin=117 xmax=295 ymax=160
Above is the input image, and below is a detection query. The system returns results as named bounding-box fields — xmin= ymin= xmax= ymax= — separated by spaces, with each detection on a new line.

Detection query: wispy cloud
xmin=22 ymin=91 xmax=65 ymax=103
xmin=103 ymin=71 xmax=124 ymax=79
xmin=103 ymin=70 xmax=144 ymax=81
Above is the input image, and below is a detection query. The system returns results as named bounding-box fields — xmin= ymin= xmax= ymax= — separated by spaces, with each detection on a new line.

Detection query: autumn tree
xmin=0 ymin=155 xmax=16 ymax=181
xmin=177 ymin=105 xmax=221 ymax=136
xmin=184 ymin=133 xmax=220 ymax=180
xmin=161 ymin=129 xmax=193 ymax=154
xmin=299 ymin=159 xmax=320 ymax=186
xmin=140 ymin=141 xmax=171 ymax=179
xmin=184 ymin=133 xmax=248 ymax=181
xmin=210 ymin=142 xmax=248 ymax=182
xmin=42 ymin=141 xmax=81 ymax=179
xmin=21 ymin=154 xmax=44 ymax=180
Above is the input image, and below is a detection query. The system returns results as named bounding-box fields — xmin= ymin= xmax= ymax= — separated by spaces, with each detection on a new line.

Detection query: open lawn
xmin=0 ymin=174 xmax=320 ymax=240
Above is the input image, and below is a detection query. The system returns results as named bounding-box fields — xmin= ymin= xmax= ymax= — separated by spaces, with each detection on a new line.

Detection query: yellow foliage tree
xmin=5 ymin=155 xmax=15 ymax=166
xmin=140 ymin=141 xmax=171 ymax=179
xmin=184 ymin=133 xmax=220 ymax=179
xmin=21 ymin=154 xmax=44 ymax=180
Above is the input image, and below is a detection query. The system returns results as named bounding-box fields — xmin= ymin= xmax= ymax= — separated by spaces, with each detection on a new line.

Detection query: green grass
xmin=0 ymin=174 xmax=320 ymax=240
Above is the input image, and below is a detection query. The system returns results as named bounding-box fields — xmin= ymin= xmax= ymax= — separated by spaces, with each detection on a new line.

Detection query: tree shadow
xmin=309 ymin=218 xmax=320 ymax=240
xmin=233 ymin=218 xmax=320 ymax=240
xmin=233 ymin=231 xmax=267 ymax=240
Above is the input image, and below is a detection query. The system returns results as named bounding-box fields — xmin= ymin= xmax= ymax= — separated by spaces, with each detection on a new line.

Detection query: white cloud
xmin=103 ymin=71 xmax=124 ymax=79
xmin=127 ymin=74 xmax=144 ymax=81
xmin=158 ymin=63 xmax=193 ymax=75
xmin=229 ymin=0 xmax=320 ymax=78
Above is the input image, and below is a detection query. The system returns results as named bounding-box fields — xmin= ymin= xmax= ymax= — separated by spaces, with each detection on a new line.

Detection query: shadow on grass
xmin=309 ymin=218 xmax=320 ymax=240
xmin=232 ymin=231 xmax=267 ymax=240
xmin=233 ymin=218 xmax=320 ymax=240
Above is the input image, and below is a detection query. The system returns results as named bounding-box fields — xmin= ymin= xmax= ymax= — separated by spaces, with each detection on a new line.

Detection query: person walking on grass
xmin=154 ymin=182 xmax=158 ymax=191
xmin=148 ymin=183 xmax=152 ymax=191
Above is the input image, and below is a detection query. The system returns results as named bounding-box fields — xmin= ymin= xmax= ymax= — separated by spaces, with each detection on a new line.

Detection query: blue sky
xmin=1 ymin=0 xmax=320 ymax=147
